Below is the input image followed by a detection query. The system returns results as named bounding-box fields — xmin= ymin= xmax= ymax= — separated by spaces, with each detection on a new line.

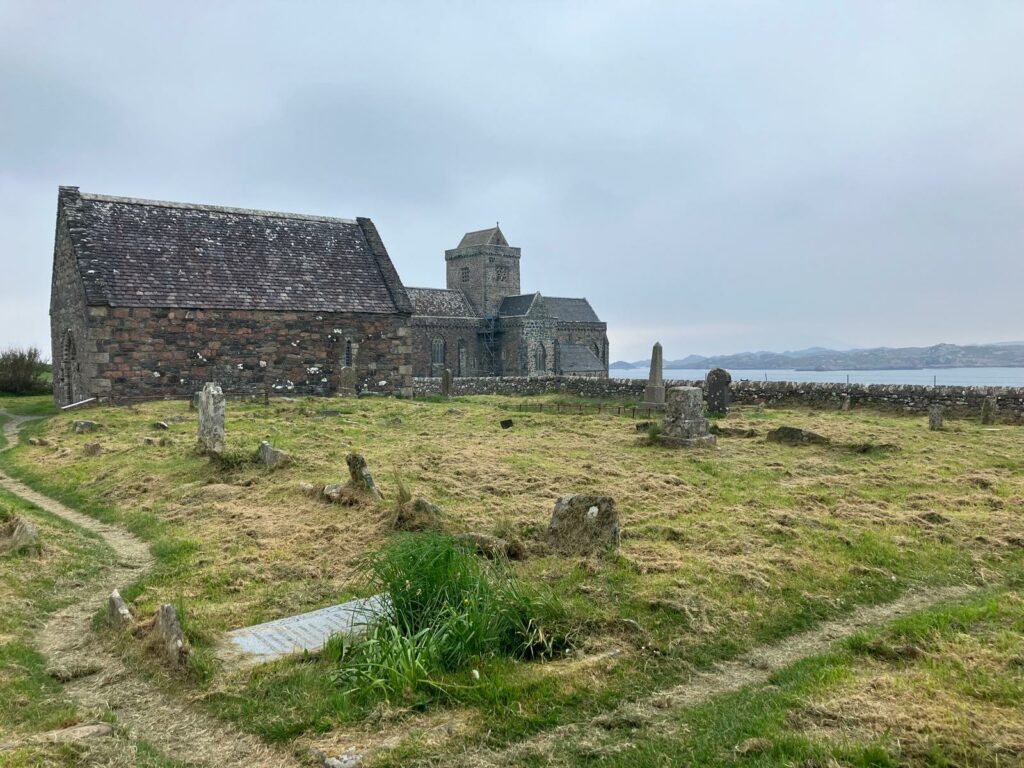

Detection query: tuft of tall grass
xmin=331 ymin=533 xmax=568 ymax=702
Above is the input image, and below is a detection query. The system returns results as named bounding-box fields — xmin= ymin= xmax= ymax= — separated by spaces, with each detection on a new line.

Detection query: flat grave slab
xmin=224 ymin=594 xmax=386 ymax=664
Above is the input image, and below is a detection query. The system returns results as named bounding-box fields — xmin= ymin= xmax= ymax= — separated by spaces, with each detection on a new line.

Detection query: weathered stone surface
xmin=197 ymin=382 xmax=225 ymax=454
xmin=840 ymin=394 xmax=852 ymax=411
xmin=928 ymin=403 xmax=944 ymax=431
xmin=258 ymin=440 xmax=291 ymax=469
xmin=412 ymin=377 xmax=1024 ymax=423
xmin=457 ymin=532 xmax=526 ymax=560
xmin=441 ymin=368 xmax=453 ymax=397
xmin=705 ymin=368 xmax=732 ymax=414
xmin=154 ymin=603 xmax=189 ymax=666
xmin=766 ymin=426 xmax=830 ymax=445
xmin=638 ymin=342 xmax=666 ymax=411
xmin=346 ymin=453 xmax=381 ymax=499
xmin=72 ymin=420 xmax=98 ymax=434
xmin=83 ymin=442 xmax=102 ymax=456
xmin=338 ymin=366 xmax=358 ymax=396
xmin=710 ymin=424 xmax=759 ymax=438
xmin=0 ymin=515 xmax=39 ymax=554
xmin=393 ymin=497 xmax=443 ymax=531
xmin=547 ymin=494 xmax=620 ymax=555
xmin=658 ymin=387 xmax=716 ymax=448
xmin=28 ymin=437 xmax=49 ymax=446
xmin=500 ymin=419 xmax=514 ymax=429
xmin=153 ymin=421 xmax=169 ymax=430
xmin=107 ymin=589 xmax=134 ymax=627
xmin=981 ymin=397 xmax=997 ymax=425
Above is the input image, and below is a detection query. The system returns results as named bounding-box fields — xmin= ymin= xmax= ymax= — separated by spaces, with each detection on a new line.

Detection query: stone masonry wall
xmin=410 ymin=317 xmax=483 ymax=377
xmin=85 ymin=308 xmax=412 ymax=401
xmin=50 ymin=206 xmax=94 ymax=405
xmin=413 ymin=375 xmax=1024 ymax=421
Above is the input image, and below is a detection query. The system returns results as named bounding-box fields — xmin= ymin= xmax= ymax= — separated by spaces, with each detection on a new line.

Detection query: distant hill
xmin=612 ymin=342 xmax=1024 ymax=371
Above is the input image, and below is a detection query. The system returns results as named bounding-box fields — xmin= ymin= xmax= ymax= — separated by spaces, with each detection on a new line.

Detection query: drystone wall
xmin=413 ymin=375 xmax=1024 ymax=421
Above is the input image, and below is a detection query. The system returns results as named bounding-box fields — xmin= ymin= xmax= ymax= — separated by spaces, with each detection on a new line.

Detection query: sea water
xmin=615 ymin=367 xmax=1024 ymax=387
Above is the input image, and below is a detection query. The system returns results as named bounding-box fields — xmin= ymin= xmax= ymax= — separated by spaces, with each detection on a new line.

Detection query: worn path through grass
xmin=0 ymin=409 xmax=302 ymax=767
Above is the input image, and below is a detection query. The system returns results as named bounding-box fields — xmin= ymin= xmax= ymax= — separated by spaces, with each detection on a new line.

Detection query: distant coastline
xmin=610 ymin=341 xmax=1024 ymax=373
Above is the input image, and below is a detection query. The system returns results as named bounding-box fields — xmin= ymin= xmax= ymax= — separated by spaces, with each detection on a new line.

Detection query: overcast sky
xmin=2 ymin=2 xmax=1022 ymax=362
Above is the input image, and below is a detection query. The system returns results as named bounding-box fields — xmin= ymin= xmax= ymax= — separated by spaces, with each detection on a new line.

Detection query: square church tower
xmin=445 ymin=225 xmax=521 ymax=317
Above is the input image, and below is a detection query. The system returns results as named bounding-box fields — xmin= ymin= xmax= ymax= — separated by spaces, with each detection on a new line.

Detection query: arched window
xmin=534 ymin=344 xmax=547 ymax=373
xmin=592 ymin=343 xmax=603 ymax=364
xmin=431 ymin=338 xmax=446 ymax=366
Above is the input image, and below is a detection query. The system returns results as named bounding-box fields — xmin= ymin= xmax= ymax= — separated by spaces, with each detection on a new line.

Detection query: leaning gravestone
xmin=638 ymin=342 xmax=666 ymax=412
xmin=197 ymin=382 xmax=225 ymax=455
xmin=928 ymin=403 xmax=944 ymax=431
xmin=346 ymin=453 xmax=381 ymax=499
xmin=441 ymin=368 xmax=453 ymax=398
xmin=154 ymin=603 xmax=189 ymax=666
xmin=705 ymin=368 xmax=732 ymax=414
xmin=658 ymin=387 xmax=716 ymax=447
xmin=547 ymin=494 xmax=620 ymax=555
xmin=258 ymin=441 xmax=291 ymax=469
xmin=981 ymin=397 xmax=997 ymax=425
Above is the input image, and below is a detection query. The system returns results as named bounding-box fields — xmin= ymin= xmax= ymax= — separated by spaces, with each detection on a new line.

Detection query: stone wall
xmin=413 ymin=375 xmax=1024 ymax=421
xmin=410 ymin=317 xmax=483 ymax=377
xmin=80 ymin=307 xmax=412 ymax=402
xmin=50 ymin=201 xmax=94 ymax=405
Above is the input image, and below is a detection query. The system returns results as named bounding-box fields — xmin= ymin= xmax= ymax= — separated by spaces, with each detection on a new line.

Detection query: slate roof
xmin=560 ymin=344 xmax=605 ymax=372
xmin=58 ymin=187 xmax=413 ymax=314
xmin=457 ymin=226 xmax=508 ymax=248
xmin=545 ymin=297 xmax=601 ymax=323
xmin=497 ymin=293 xmax=538 ymax=317
xmin=407 ymin=287 xmax=478 ymax=318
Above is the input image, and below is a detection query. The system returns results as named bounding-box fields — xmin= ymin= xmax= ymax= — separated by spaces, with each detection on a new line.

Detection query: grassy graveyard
xmin=0 ymin=393 xmax=1022 ymax=765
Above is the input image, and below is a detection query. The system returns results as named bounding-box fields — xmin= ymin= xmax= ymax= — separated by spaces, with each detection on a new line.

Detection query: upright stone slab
xmin=840 ymin=394 xmax=851 ymax=412
xmin=928 ymin=403 xmax=944 ymax=431
xmin=659 ymin=386 xmax=716 ymax=447
xmin=981 ymin=397 xmax=997 ymax=425
xmin=547 ymin=494 xmax=620 ymax=555
xmin=197 ymin=382 xmax=225 ymax=455
xmin=441 ymin=368 xmax=453 ymax=398
xmin=346 ymin=453 xmax=381 ymax=499
xmin=338 ymin=366 xmax=357 ymax=397
xmin=638 ymin=342 xmax=665 ymax=412
xmin=705 ymin=368 xmax=732 ymax=414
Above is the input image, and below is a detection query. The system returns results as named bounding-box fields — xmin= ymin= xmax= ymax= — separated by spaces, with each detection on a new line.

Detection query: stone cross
xmin=705 ymin=368 xmax=732 ymax=414
xmin=659 ymin=386 xmax=716 ymax=447
xmin=441 ymin=368 xmax=453 ymax=398
xmin=981 ymin=397 xmax=997 ymax=425
xmin=928 ymin=403 xmax=944 ymax=431
xmin=638 ymin=342 xmax=666 ymax=412
xmin=197 ymin=382 xmax=225 ymax=455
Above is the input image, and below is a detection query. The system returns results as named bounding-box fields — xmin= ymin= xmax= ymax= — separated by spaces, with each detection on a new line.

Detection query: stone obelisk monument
xmin=639 ymin=342 xmax=666 ymax=412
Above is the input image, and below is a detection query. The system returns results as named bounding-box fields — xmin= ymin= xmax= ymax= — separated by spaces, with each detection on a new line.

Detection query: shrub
xmin=332 ymin=533 xmax=567 ymax=702
xmin=0 ymin=347 xmax=48 ymax=395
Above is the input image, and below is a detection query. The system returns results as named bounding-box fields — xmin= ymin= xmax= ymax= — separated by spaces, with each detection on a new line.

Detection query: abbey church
xmin=50 ymin=188 xmax=607 ymax=405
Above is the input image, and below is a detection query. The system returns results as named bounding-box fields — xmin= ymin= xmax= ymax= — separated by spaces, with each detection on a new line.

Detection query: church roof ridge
xmin=78 ymin=191 xmax=359 ymax=225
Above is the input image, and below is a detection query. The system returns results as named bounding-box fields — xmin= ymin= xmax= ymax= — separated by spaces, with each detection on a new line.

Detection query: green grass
xmin=0 ymin=488 xmax=184 ymax=766
xmin=470 ymin=584 xmax=1024 ymax=768
xmin=1 ymin=396 xmax=1022 ymax=762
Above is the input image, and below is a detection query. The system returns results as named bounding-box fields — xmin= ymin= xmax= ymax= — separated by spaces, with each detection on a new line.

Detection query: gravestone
xmin=258 ymin=441 xmax=291 ymax=469
xmin=338 ymin=366 xmax=357 ymax=397
xmin=659 ymin=387 xmax=716 ymax=447
xmin=705 ymin=368 xmax=732 ymax=414
xmin=840 ymin=394 xmax=851 ymax=412
xmin=197 ymin=382 xmax=225 ymax=455
xmin=154 ymin=603 xmax=189 ymax=666
xmin=346 ymin=453 xmax=381 ymax=499
xmin=638 ymin=342 xmax=666 ymax=412
xmin=928 ymin=404 xmax=944 ymax=431
xmin=981 ymin=397 xmax=997 ymax=425
xmin=547 ymin=494 xmax=620 ymax=555
xmin=73 ymin=420 xmax=98 ymax=434
xmin=107 ymin=589 xmax=134 ymax=627
xmin=441 ymin=368 xmax=453 ymax=397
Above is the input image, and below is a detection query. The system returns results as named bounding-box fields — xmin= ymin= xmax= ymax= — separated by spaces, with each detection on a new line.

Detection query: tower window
xmin=344 ymin=339 xmax=353 ymax=367
xmin=496 ymin=266 xmax=509 ymax=282
xmin=460 ymin=267 xmax=470 ymax=282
